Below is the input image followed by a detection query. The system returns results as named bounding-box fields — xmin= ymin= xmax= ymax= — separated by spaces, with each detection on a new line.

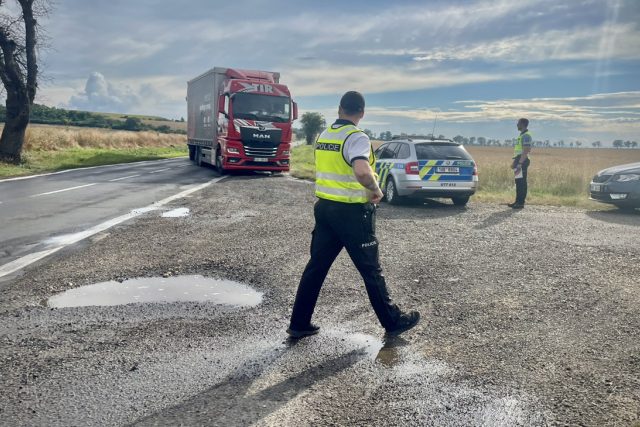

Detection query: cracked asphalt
xmin=0 ymin=173 xmax=638 ymax=426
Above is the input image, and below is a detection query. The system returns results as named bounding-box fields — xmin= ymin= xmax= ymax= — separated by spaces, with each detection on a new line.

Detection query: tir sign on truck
xmin=186 ymin=67 xmax=298 ymax=173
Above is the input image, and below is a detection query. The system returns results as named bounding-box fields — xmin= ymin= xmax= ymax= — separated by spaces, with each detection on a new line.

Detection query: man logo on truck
xmin=252 ymin=133 xmax=271 ymax=139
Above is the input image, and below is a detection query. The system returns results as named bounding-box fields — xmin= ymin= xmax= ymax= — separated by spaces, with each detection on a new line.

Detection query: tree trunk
xmin=0 ymin=91 xmax=30 ymax=164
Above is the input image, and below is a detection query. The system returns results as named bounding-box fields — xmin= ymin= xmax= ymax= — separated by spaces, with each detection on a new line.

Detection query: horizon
xmin=18 ymin=0 xmax=640 ymax=144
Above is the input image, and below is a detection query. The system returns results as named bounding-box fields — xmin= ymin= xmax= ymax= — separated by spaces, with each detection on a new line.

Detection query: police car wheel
xmin=386 ymin=178 xmax=402 ymax=205
xmin=452 ymin=195 xmax=470 ymax=206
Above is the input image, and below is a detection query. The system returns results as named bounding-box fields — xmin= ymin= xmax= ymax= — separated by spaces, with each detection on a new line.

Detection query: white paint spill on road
xmin=29 ymin=183 xmax=97 ymax=198
xmin=0 ymin=176 xmax=225 ymax=279
xmin=44 ymin=207 xmax=158 ymax=247
xmin=108 ymin=174 xmax=141 ymax=182
xmin=162 ymin=208 xmax=190 ymax=218
xmin=47 ymin=275 xmax=263 ymax=308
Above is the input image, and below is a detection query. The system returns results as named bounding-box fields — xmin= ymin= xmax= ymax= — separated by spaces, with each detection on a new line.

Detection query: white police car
xmin=374 ymin=138 xmax=478 ymax=206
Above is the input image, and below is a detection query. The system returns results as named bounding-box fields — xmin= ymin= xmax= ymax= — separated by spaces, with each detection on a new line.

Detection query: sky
xmin=27 ymin=0 xmax=640 ymax=143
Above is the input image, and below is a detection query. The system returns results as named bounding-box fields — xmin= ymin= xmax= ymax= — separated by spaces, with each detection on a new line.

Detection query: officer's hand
xmin=369 ymin=188 xmax=384 ymax=204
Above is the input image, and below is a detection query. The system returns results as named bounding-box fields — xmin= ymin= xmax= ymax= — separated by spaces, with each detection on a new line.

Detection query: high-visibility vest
xmin=514 ymin=131 xmax=532 ymax=158
xmin=314 ymin=124 xmax=375 ymax=203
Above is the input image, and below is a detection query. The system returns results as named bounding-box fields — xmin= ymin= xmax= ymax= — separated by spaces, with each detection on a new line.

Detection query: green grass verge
xmin=290 ymin=144 xmax=316 ymax=180
xmin=289 ymin=145 xmax=611 ymax=209
xmin=0 ymin=146 xmax=187 ymax=178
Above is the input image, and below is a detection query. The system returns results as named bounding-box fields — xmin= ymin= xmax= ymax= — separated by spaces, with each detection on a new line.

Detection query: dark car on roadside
xmin=590 ymin=162 xmax=640 ymax=209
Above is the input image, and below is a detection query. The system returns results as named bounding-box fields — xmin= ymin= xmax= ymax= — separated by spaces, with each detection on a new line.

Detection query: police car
xmin=374 ymin=138 xmax=478 ymax=206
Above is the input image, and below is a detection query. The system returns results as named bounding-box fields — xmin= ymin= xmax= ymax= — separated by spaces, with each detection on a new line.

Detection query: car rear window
xmin=415 ymin=143 xmax=472 ymax=160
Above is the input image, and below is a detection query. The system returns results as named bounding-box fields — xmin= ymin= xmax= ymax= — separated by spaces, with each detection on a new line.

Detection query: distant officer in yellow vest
xmin=509 ymin=118 xmax=533 ymax=209
xmin=287 ymin=91 xmax=420 ymax=339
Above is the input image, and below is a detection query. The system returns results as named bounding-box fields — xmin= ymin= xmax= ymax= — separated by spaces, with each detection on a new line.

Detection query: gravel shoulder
xmin=0 ymin=174 xmax=638 ymax=426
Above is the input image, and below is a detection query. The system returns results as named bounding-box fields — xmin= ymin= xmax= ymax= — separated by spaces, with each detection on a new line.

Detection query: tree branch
xmin=0 ymin=26 xmax=25 ymax=94
xmin=18 ymin=0 xmax=37 ymax=102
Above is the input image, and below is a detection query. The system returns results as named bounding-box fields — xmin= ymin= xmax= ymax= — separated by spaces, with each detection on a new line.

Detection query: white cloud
xmin=284 ymin=63 xmax=540 ymax=97
xmin=65 ymin=72 xmax=184 ymax=117
xmin=68 ymin=72 xmax=140 ymax=113
xmin=409 ymin=23 xmax=640 ymax=63
xmin=366 ymin=91 xmax=640 ymax=137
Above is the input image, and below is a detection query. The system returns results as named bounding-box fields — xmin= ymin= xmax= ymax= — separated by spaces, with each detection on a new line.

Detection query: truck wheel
xmin=385 ymin=178 xmax=403 ymax=205
xmin=188 ymin=145 xmax=195 ymax=162
xmin=195 ymin=146 xmax=203 ymax=167
xmin=452 ymin=195 xmax=470 ymax=206
xmin=215 ymin=147 xmax=226 ymax=175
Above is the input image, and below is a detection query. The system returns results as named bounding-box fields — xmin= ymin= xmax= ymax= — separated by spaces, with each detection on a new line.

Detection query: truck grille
xmin=245 ymin=146 xmax=278 ymax=157
xmin=592 ymin=174 xmax=612 ymax=183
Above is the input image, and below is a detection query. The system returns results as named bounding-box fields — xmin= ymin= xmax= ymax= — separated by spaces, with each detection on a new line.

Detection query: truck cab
xmin=187 ymin=68 xmax=298 ymax=173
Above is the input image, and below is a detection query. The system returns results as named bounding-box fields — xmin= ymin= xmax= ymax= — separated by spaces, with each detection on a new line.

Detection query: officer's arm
xmin=353 ymin=159 xmax=382 ymax=194
xmin=519 ymin=146 xmax=531 ymax=164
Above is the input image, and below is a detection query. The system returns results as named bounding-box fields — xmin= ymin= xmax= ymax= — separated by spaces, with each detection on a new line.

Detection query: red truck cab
xmin=187 ymin=67 xmax=298 ymax=173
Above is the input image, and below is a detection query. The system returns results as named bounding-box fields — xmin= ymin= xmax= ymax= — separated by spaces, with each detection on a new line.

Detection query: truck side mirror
xmin=218 ymin=95 xmax=227 ymax=116
xmin=292 ymin=101 xmax=298 ymax=121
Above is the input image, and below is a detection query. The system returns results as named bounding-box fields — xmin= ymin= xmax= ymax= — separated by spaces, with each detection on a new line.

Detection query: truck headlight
xmin=615 ymin=174 xmax=640 ymax=182
xmin=227 ymin=147 xmax=240 ymax=154
xmin=282 ymin=150 xmax=290 ymax=156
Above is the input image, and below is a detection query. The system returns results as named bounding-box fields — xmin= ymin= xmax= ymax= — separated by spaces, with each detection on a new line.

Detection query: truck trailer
xmin=186 ymin=67 xmax=298 ymax=173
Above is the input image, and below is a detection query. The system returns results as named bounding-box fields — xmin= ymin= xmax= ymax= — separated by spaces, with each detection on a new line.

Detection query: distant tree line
xmin=0 ymin=104 xmax=186 ymax=134
xmin=375 ymin=131 xmax=638 ymax=149
xmin=293 ymin=114 xmax=639 ymax=149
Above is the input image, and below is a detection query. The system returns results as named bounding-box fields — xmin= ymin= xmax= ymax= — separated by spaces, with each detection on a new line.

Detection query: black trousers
xmin=289 ymin=198 xmax=402 ymax=331
xmin=513 ymin=157 xmax=531 ymax=205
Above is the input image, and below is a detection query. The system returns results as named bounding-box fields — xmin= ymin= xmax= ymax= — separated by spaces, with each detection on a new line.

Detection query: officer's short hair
xmin=340 ymin=91 xmax=365 ymax=115
xmin=519 ymin=118 xmax=529 ymax=127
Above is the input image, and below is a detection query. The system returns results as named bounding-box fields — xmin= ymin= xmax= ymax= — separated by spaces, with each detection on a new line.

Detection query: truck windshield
xmin=232 ymin=94 xmax=291 ymax=122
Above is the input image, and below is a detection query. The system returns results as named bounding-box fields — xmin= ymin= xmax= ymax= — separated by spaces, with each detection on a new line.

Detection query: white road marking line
xmin=0 ymin=157 xmax=188 ymax=183
xmin=108 ymin=174 xmax=141 ymax=182
xmin=0 ymin=176 xmax=225 ymax=279
xmin=0 ymin=248 xmax=64 ymax=278
xmin=149 ymin=168 xmax=171 ymax=173
xmin=29 ymin=183 xmax=97 ymax=198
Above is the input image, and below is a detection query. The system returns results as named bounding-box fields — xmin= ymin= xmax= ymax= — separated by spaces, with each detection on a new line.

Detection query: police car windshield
xmin=415 ymin=143 xmax=472 ymax=160
xmin=232 ymin=94 xmax=291 ymax=122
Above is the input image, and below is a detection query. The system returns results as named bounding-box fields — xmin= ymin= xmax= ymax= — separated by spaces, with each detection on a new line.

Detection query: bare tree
xmin=0 ymin=0 xmax=46 ymax=164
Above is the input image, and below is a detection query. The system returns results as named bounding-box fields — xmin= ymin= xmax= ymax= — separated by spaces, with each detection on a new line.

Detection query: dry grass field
xmin=19 ymin=123 xmax=185 ymax=151
xmin=466 ymin=146 xmax=640 ymax=206
xmin=0 ymin=124 xmax=187 ymax=178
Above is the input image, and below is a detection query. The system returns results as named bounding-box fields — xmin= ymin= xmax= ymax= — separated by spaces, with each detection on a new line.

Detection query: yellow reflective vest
xmin=514 ymin=131 xmax=532 ymax=158
xmin=314 ymin=124 xmax=375 ymax=203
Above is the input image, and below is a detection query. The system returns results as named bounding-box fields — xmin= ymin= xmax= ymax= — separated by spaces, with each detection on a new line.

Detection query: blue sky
xmin=34 ymin=0 xmax=640 ymax=143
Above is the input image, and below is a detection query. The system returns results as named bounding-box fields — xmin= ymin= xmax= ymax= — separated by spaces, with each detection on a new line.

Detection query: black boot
xmin=287 ymin=323 xmax=320 ymax=339
xmin=385 ymin=311 xmax=420 ymax=336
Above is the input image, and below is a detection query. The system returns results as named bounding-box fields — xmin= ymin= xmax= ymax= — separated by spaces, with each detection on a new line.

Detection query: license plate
xmin=436 ymin=167 xmax=459 ymax=173
xmin=253 ymin=157 xmax=268 ymax=162
xmin=440 ymin=182 xmax=457 ymax=187
xmin=590 ymin=184 xmax=602 ymax=192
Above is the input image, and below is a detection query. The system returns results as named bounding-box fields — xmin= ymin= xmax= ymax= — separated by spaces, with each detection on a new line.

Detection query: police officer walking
xmin=509 ymin=118 xmax=533 ymax=209
xmin=287 ymin=91 xmax=420 ymax=339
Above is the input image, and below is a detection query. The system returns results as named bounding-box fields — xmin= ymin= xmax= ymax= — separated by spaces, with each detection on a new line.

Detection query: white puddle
xmin=162 ymin=208 xmax=190 ymax=218
xmin=47 ymin=275 xmax=263 ymax=308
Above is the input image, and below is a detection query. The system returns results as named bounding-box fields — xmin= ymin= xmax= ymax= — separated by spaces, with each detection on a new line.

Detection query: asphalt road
xmin=0 ymin=174 xmax=638 ymax=426
xmin=0 ymin=158 xmax=215 ymax=278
